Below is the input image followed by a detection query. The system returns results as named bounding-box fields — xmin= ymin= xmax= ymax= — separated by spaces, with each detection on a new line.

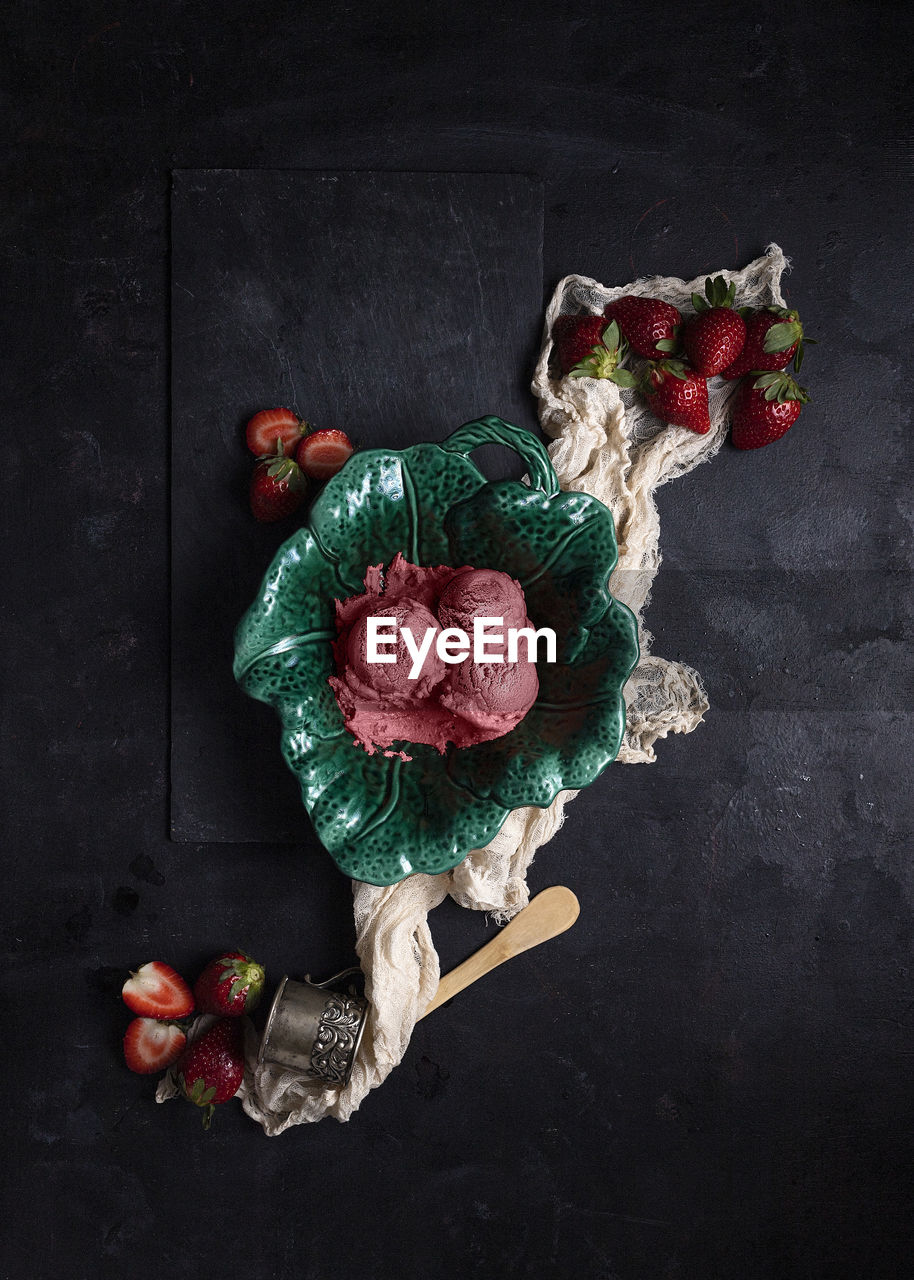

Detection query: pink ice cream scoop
xmin=437 ymin=567 xmax=528 ymax=636
xmin=345 ymin=599 xmax=445 ymax=701
xmin=439 ymin=655 xmax=539 ymax=731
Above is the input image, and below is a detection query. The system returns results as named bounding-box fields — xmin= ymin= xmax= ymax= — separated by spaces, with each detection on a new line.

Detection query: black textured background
xmin=170 ymin=168 xmax=544 ymax=842
xmin=3 ymin=3 xmax=913 ymax=1279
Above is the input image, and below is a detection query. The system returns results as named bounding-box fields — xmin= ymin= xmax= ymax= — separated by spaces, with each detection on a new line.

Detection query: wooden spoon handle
xmin=419 ymin=885 xmax=580 ymax=1020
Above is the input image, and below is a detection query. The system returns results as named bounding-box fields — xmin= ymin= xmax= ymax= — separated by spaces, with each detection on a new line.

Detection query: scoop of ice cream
xmin=345 ymin=599 xmax=445 ymax=701
xmin=440 ymin=654 xmax=539 ymax=730
xmin=437 ymin=568 xmax=528 ymax=637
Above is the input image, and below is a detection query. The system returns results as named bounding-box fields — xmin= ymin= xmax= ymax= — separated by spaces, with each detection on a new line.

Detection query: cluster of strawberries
xmin=552 ymin=277 xmax=811 ymax=449
xmin=121 ymin=951 xmax=265 ymax=1128
xmin=245 ymin=408 xmax=354 ymax=521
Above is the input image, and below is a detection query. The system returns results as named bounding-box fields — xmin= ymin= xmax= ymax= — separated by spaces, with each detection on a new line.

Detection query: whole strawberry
xmin=553 ymin=316 xmax=637 ymax=385
xmin=721 ymin=306 xmax=808 ymax=379
xmin=176 ymin=1018 xmax=246 ymax=1129
xmin=642 ymin=360 xmax=711 ymax=434
xmin=552 ymin=314 xmax=612 ymax=375
xmin=681 ymin=276 xmax=746 ymax=377
xmin=730 ymin=371 xmax=810 ymax=450
xmin=194 ymin=950 xmax=266 ymax=1017
xmin=602 ymin=295 xmax=681 ymax=359
xmin=249 ymin=445 xmax=307 ymax=522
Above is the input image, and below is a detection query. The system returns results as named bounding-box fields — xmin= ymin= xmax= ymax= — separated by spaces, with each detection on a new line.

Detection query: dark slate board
xmin=170 ymin=170 xmax=543 ymax=842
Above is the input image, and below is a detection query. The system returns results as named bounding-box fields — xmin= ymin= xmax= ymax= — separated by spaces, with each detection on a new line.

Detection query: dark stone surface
xmin=170 ymin=168 xmax=543 ymax=842
xmin=2 ymin=3 xmax=913 ymax=1278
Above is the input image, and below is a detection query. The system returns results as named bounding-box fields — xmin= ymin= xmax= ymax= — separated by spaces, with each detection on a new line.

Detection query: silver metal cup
xmin=257 ymin=967 xmax=369 ymax=1088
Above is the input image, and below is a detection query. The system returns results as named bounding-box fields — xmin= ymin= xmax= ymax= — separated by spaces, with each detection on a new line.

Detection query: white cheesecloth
xmin=158 ymin=244 xmax=790 ymax=1134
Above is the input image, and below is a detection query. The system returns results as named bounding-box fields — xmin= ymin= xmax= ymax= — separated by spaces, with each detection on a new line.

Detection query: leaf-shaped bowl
xmin=234 ymin=417 xmax=639 ymax=886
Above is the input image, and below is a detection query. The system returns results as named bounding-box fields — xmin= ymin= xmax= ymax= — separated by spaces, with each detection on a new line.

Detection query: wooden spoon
xmin=419 ymin=885 xmax=580 ymax=1019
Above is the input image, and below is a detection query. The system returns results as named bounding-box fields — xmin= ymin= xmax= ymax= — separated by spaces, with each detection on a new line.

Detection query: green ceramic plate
xmin=234 ymin=417 xmax=639 ymax=885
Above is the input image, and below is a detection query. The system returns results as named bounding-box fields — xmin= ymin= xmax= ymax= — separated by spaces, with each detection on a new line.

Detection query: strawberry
xmin=250 ymin=447 xmax=307 ymax=521
xmin=730 ymin=371 xmax=810 ymax=450
xmin=123 ymin=1017 xmax=187 ymax=1075
xmin=176 ymin=1018 xmax=246 ymax=1129
xmin=721 ymin=307 xmax=808 ymax=380
xmin=552 ymin=317 xmax=638 ymax=386
xmin=552 ymin=314 xmax=610 ymax=375
xmin=296 ymin=428 xmax=354 ymax=480
xmin=681 ymin=276 xmax=747 ymax=377
xmin=245 ymin=407 xmax=308 ymax=457
xmin=602 ymin=295 xmax=681 ymax=359
xmin=193 ymin=950 xmax=266 ymax=1017
xmin=642 ymin=360 xmax=711 ymax=434
xmin=122 ymin=961 xmax=194 ymax=1019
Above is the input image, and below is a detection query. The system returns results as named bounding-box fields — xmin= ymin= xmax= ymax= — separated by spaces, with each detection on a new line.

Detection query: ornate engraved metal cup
xmin=257 ymin=968 xmax=368 ymax=1087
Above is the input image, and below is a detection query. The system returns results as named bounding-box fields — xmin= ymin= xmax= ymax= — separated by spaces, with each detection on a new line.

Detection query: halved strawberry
xmin=123 ymin=1017 xmax=187 ymax=1075
xmin=122 ymin=961 xmax=194 ymax=1019
xmin=297 ymin=429 xmax=354 ymax=480
xmin=245 ymin=407 xmax=308 ymax=457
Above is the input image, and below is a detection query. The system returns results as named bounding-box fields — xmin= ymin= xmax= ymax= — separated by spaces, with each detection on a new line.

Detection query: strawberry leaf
xmin=655 ymin=338 xmax=678 ymax=353
xmin=600 ymin=320 xmax=621 ymax=349
xmin=753 ymin=370 xmax=809 ymax=404
xmin=763 ymin=321 xmax=802 ymax=353
xmin=795 ymin=335 xmax=816 ymax=375
xmin=609 ymin=369 xmax=638 ymax=388
xmin=700 ymin=276 xmax=734 ymax=310
xmin=187 ymin=1076 xmax=208 ymax=1104
xmin=751 ymin=372 xmax=784 ymax=390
